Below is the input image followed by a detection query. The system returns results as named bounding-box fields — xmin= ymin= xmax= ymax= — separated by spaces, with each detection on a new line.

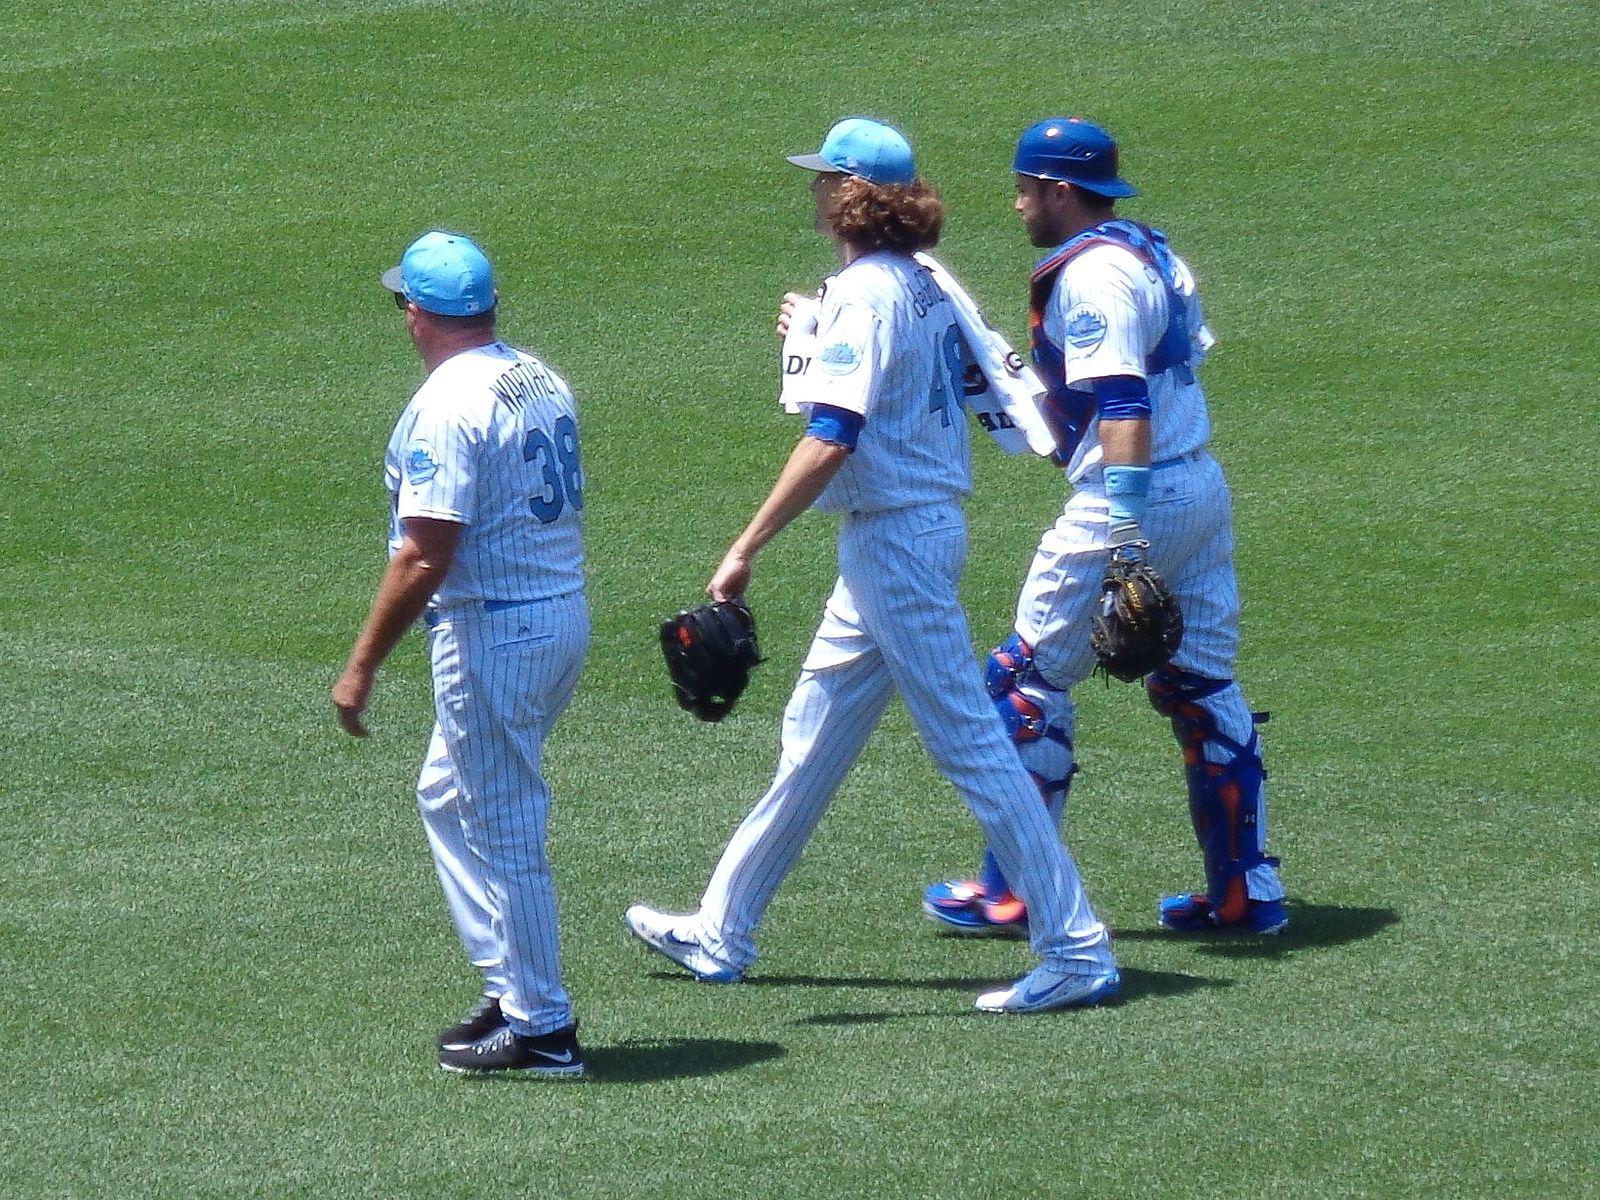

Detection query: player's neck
xmin=1061 ymin=203 xmax=1117 ymax=243
xmin=419 ymin=330 xmax=500 ymax=372
xmin=1036 ymin=192 xmax=1118 ymax=248
xmin=836 ymin=231 xmax=886 ymax=266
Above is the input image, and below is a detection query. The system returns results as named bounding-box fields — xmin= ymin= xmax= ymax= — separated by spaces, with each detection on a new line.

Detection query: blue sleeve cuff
xmin=805 ymin=403 xmax=864 ymax=450
xmin=1091 ymin=374 xmax=1151 ymax=422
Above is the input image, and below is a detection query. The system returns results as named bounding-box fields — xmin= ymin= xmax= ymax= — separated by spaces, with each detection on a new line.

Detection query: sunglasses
xmin=392 ymin=291 xmax=409 ymax=310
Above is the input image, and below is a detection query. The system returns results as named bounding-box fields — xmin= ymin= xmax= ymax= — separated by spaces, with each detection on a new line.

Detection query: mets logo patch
xmin=405 ymin=441 xmax=440 ymax=486
xmin=1063 ymin=303 xmax=1109 ymax=351
xmin=818 ymin=338 xmax=864 ymax=376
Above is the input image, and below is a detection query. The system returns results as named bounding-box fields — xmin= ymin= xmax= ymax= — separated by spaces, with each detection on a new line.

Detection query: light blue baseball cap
xmin=380 ymin=230 xmax=497 ymax=317
xmin=787 ymin=117 xmax=916 ymax=186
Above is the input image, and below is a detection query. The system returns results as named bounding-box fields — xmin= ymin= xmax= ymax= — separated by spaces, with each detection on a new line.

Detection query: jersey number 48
xmin=929 ymin=326 xmax=980 ymax=428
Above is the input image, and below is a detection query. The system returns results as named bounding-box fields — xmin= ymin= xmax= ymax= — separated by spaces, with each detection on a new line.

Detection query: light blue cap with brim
xmin=787 ymin=117 xmax=916 ymax=186
xmin=380 ymin=230 xmax=496 ymax=317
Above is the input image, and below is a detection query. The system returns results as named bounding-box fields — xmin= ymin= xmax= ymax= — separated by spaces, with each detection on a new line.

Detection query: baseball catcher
xmin=923 ymin=116 xmax=1288 ymax=944
xmin=660 ymin=600 xmax=762 ymax=721
xmin=1090 ymin=544 xmax=1184 ymax=682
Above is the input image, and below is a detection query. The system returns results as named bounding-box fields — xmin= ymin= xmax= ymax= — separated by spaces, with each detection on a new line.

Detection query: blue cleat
xmin=922 ymin=878 xmax=1028 ymax=938
xmin=975 ymin=963 xmax=1121 ymax=1013
xmin=1159 ymin=891 xmax=1288 ymax=934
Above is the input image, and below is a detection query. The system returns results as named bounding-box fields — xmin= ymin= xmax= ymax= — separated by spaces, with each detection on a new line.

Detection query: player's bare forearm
xmin=709 ymin=436 xmax=850 ymax=600
xmin=738 ymin=436 xmax=850 ymax=553
xmin=1099 ymin=417 xmax=1151 ymax=467
xmin=345 ymin=550 xmax=445 ymax=669
xmin=1099 ymin=418 xmax=1154 ymax=554
xmin=333 ymin=518 xmax=460 ymax=736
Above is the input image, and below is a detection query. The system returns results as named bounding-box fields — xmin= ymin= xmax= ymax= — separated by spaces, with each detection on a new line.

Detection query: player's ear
xmin=1053 ymin=180 xmax=1084 ymax=213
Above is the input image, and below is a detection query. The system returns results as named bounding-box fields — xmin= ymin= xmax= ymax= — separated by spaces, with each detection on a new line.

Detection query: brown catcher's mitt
xmin=1090 ymin=556 xmax=1184 ymax=682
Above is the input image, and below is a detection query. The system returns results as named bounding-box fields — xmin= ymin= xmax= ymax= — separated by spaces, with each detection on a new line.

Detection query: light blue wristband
xmin=1104 ymin=464 xmax=1151 ymax=524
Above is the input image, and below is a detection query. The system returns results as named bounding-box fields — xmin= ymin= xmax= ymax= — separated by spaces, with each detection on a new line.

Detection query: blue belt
xmin=483 ymin=597 xmax=541 ymax=612
xmin=1152 ymin=449 xmax=1206 ymax=470
xmin=424 ymin=597 xmax=542 ymax=628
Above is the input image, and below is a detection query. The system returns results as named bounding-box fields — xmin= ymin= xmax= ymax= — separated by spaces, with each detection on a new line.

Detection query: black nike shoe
xmin=438 ymin=1021 xmax=584 ymax=1077
xmin=439 ymin=993 xmax=508 ymax=1051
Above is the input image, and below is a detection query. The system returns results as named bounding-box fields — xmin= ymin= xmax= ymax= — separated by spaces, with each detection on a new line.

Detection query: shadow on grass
xmin=785 ymin=967 xmax=1224 ymax=1027
xmin=743 ymin=972 xmax=999 ymax=991
xmin=640 ymin=969 xmax=1020 ymax=992
xmin=583 ymin=1037 xmax=787 ymax=1083
xmin=1116 ymin=964 xmax=1233 ymax=999
xmin=784 ymin=966 xmax=1225 ymax=1026
xmin=794 ymin=1011 xmax=902 ymax=1027
xmin=1112 ymin=902 xmax=1399 ymax=959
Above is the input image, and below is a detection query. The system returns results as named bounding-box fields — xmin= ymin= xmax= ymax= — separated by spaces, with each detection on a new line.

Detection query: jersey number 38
xmin=522 ymin=414 xmax=584 ymax=523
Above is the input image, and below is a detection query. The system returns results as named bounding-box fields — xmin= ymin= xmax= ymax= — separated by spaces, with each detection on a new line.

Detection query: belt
xmin=1152 ymin=449 xmax=1206 ymax=470
xmin=424 ymin=597 xmax=543 ymax=628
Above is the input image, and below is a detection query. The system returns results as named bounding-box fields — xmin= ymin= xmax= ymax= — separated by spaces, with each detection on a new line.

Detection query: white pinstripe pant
xmin=696 ymin=500 xmax=1112 ymax=972
xmin=1022 ymin=451 xmax=1241 ymax=685
xmin=416 ymin=592 xmax=589 ymax=1036
xmin=1016 ymin=451 xmax=1282 ymax=899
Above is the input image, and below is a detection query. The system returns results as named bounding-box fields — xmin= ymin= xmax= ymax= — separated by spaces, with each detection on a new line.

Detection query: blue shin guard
xmin=984 ymin=634 xmax=1077 ymax=798
xmin=1146 ymin=668 xmax=1280 ymax=926
xmin=924 ymin=635 xmax=1073 ymax=931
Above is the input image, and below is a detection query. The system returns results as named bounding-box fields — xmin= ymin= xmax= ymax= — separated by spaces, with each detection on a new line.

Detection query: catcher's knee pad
xmin=1146 ymin=668 xmax=1276 ymax=923
xmin=974 ymin=635 xmax=1078 ymax=899
xmin=986 ymin=633 xmax=1076 ymax=799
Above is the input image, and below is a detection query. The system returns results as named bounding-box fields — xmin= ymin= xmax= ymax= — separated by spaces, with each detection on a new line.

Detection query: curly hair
xmin=826 ymin=176 xmax=944 ymax=254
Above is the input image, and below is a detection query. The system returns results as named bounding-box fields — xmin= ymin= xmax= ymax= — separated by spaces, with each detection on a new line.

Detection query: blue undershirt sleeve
xmin=805 ymin=403 xmax=864 ymax=450
xmin=1091 ymin=374 xmax=1152 ymax=422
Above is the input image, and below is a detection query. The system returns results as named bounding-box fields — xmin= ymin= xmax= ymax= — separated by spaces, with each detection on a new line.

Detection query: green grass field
xmin=4 ymin=1 xmax=1597 ymax=1196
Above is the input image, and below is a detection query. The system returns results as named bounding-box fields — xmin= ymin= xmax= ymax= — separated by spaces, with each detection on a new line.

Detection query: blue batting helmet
xmin=1013 ymin=117 xmax=1136 ymax=198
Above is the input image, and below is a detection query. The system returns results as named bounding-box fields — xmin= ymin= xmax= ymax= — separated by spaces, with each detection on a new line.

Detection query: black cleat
xmin=439 ymin=1021 xmax=584 ymax=1077
xmin=438 ymin=992 xmax=508 ymax=1051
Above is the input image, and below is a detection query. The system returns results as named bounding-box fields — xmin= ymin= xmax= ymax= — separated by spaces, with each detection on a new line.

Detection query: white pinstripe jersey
xmin=789 ymin=252 xmax=971 ymax=514
xmin=1048 ymin=242 xmax=1214 ymax=481
xmin=385 ymin=341 xmax=585 ymax=608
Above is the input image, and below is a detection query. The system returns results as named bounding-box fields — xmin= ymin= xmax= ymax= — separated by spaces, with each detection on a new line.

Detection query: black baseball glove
xmin=660 ymin=600 xmax=763 ymax=721
xmin=1090 ymin=552 xmax=1184 ymax=682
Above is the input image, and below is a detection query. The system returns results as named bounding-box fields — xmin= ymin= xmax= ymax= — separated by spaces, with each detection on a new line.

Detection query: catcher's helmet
xmin=1013 ymin=117 xmax=1137 ymax=198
